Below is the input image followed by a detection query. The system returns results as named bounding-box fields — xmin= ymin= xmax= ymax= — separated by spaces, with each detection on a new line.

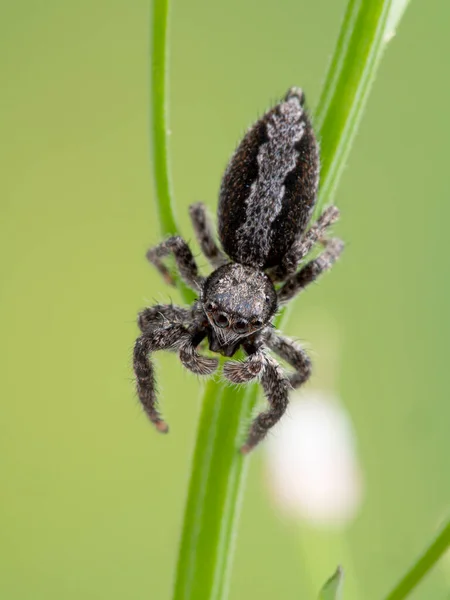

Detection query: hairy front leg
xmin=179 ymin=329 xmax=219 ymax=375
xmin=134 ymin=324 xmax=189 ymax=433
xmin=241 ymin=354 xmax=290 ymax=454
xmin=189 ymin=202 xmax=228 ymax=269
xmin=264 ymin=330 xmax=311 ymax=388
xmin=277 ymin=237 xmax=344 ymax=303
xmin=222 ymin=348 xmax=266 ymax=383
xmin=146 ymin=235 xmax=203 ymax=291
xmin=137 ymin=304 xmax=190 ymax=332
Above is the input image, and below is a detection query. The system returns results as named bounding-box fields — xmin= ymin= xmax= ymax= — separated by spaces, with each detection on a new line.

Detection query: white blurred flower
xmin=265 ymin=391 xmax=364 ymax=528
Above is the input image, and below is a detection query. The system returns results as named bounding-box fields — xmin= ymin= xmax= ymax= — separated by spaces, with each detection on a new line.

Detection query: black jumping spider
xmin=134 ymin=87 xmax=343 ymax=453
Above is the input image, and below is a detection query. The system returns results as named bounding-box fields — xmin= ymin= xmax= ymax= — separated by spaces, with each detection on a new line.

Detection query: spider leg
xmin=134 ymin=317 xmax=218 ymax=431
xmin=146 ymin=236 xmax=203 ymax=291
xmin=134 ymin=323 xmax=189 ymax=433
xmin=179 ymin=330 xmax=219 ymax=375
xmin=263 ymin=329 xmax=311 ymax=388
xmin=222 ymin=344 xmax=266 ymax=383
xmin=277 ymin=237 xmax=344 ymax=304
xmin=189 ymin=202 xmax=228 ymax=269
xmin=269 ymin=206 xmax=340 ymax=281
xmin=138 ymin=304 xmax=190 ymax=332
xmin=241 ymin=353 xmax=290 ymax=454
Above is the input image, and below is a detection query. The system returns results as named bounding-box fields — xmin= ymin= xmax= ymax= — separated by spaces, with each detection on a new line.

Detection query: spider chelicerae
xmin=133 ymin=87 xmax=344 ymax=453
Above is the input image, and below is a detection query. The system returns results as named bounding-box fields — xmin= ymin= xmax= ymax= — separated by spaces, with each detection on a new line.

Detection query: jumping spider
xmin=134 ymin=87 xmax=343 ymax=453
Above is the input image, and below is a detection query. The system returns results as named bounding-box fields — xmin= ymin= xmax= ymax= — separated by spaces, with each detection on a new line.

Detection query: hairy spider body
xmin=219 ymin=88 xmax=318 ymax=269
xmin=134 ymin=87 xmax=344 ymax=453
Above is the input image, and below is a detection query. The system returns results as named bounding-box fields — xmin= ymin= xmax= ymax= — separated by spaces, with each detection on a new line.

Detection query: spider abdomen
xmin=218 ymin=88 xmax=319 ymax=269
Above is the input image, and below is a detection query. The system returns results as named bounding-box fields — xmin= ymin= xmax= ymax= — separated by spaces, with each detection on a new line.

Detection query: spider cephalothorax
xmin=202 ymin=264 xmax=277 ymax=356
xmin=134 ymin=87 xmax=343 ymax=452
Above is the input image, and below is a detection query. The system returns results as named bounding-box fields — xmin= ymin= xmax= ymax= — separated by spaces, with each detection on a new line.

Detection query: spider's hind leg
xmin=277 ymin=237 xmax=344 ymax=303
xmin=269 ymin=206 xmax=340 ymax=282
xmin=189 ymin=202 xmax=228 ymax=269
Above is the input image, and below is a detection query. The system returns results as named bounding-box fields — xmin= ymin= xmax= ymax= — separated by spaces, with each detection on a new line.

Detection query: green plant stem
xmin=172 ymin=1 xmax=406 ymax=599
xmin=150 ymin=0 xmax=177 ymax=237
xmin=383 ymin=520 xmax=450 ymax=600
xmin=173 ymin=377 xmax=252 ymax=600
xmin=314 ymin=0 xmax=392 ymax=218
xmin=150 ymin=0 xmax=194 ymax=303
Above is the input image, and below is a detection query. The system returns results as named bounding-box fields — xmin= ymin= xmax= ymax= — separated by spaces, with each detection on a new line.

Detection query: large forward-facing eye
xmin=204 ymin=301 xmax=215 ymax=312
xmin=214 ymin=313 xmax=229 ymax=328
xmin=233 ymin=319 xmax=248 ymax=334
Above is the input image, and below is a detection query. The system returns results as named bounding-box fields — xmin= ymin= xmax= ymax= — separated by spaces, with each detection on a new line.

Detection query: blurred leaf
xmin=318 ymin=567 xmax=344 ymax=600
xmin=383 ymin=520 xmax=450 ymax=600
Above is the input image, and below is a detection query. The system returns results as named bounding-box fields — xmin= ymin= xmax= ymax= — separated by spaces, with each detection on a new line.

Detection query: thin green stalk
xmin=383 ymin=520 xmax=450 ymax=600
xmin=150 ymin=0 xmax=194 ymax=302
xmin=150 ymin=0 xmax=177 ymax=237
xmin=171 ymin=1 xmax=409 ymax=599
xmin=314 ymin=0 xmax=393 ymax=218
xmin=173 ymin=378 xmax=251 ymax=600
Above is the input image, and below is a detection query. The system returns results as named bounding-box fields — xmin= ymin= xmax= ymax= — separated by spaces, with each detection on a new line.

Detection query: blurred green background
xmin=1 ymin=1 xmax=450 ymax=598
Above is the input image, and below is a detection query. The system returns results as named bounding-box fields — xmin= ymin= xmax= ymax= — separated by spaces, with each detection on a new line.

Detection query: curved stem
xmin=150 ymin=0 xmax=194 ymax=303
xmin=383 ymin=520 xmax=450 ymax=600
xmin=150 ymin=0 xmax=178 ymax=237
xmin=314 ymin=0 xmax=392 ymax=219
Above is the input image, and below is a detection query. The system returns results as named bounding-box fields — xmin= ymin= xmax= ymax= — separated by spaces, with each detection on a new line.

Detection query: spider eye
xmin=204 ymin=301 xmax=215 ymax=312
xmin=214 ymin=313 xmax=229 ymax=328
xmin=253 ymin=319 xmax=263 ymax=329
xmin=234 ymin=319 xmax=248 ymax=334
